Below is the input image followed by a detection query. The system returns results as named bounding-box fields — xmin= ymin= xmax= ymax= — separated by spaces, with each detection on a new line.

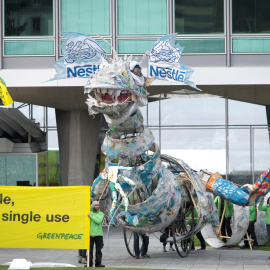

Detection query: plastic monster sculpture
xmin=85 ymin=35 xmax=270 ymax=246
xmin=85 ymin=33 xmax=267 ymax=240
xmin=51 ymin=32 xmax=270 ymax=250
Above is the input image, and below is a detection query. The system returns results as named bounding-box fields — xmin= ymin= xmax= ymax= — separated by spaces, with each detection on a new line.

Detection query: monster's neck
xmin=101 ymin=109 xmax=155 ymax=164
xmin=108 ymin=109 xmax=144 ymax=139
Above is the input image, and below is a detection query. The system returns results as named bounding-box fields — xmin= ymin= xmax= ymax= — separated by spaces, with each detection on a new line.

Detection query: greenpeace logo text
xmin=37 ymin=232 xmax=83 ymax=240
xmin=66 ymin=64 xmax=100 ymax=78
xmin=149 ymin=65 xmax=186 ymax=82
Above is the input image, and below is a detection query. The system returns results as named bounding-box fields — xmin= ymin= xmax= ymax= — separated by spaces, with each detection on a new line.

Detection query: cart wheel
xmin=123 ymin=227 xmax=135 ymax=257
xmin=173 ymin=222 xmax=193 ymax=258
xmin=179 ymin=237 xmax=193 ymax=257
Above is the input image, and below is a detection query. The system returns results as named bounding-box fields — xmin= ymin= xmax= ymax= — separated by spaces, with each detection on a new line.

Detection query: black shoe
xmin=253 ymin=245 xmax=258 ymax=250
xmin=227 ymin=245 xmax=234 ymax=248
xmin=95 ymin=264 xmax=105 ymax=267
xmin=81 ymin=258 xmax=87 ymax=264
xmin=240 ymin=245 xmax=248 ymax=249
xmin=141 ymin=254 xmax=150 ymax=258
xmin=135 ymin=255 xmax=139 ymax=259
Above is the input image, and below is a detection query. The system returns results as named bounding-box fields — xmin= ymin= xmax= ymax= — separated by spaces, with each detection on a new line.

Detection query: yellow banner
xmin=0 ymin=186 xmax=90 ymax=249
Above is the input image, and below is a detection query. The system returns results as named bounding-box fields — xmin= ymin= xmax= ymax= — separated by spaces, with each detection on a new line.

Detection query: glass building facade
xmin=2 ymin=0 xmax=270 ymax=56
xmin=1 ymin=0 xmax=270 ymax=186
xmin=139 ymin=96 xmax=270 ymax=186
xmin=3 ymin=102 xmax=61 ymax=186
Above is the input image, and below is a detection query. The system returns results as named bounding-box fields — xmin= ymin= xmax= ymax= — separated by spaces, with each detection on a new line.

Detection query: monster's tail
xmin=200 ymin=170 xmax=270 ymax=206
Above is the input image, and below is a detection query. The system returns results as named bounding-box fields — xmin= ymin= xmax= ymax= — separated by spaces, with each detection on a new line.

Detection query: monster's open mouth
xmin=94 ymin=89 xmax=133 ymax=105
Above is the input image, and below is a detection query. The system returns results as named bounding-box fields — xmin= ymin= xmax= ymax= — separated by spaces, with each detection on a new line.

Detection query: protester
xmin=258 ymin=197 xmax=270 ymax=258
xmin=214 ymin=196 xmax=233 ymax=244
xmin=240 ymin=205 xmax=258 ymax=249
xmin=88 ymin=201 xmax=105 ymax=267
xmin=161 ymin=227 xmax=175 ymax=252
xmin=134 ymin=232 xmax=150 ymax=259
xmin=186 ymin=205 xmax=206 ymax=251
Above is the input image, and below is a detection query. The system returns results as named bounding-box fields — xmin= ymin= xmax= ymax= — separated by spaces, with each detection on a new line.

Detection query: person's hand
xmin=88 ymin=213 xmax=91 ymax=217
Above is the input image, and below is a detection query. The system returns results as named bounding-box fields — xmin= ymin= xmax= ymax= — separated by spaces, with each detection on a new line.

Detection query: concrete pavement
xmin=1 ymin=227 xmax=270 ymax=270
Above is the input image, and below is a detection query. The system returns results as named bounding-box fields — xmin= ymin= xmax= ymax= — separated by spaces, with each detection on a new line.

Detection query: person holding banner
xmin=88 ymin=201 xmax=105 ymax=267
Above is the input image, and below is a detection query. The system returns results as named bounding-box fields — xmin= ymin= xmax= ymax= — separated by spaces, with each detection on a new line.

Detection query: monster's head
xmin=84 ymin=56 xmax=148 ymax=125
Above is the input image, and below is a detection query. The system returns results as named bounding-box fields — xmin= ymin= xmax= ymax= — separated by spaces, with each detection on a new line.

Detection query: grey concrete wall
xmin=56 ymin=109 xmax=101 ymax=186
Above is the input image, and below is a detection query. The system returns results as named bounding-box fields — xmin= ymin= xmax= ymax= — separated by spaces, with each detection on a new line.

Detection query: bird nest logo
xmin=149 ymin=40 xmax=181 ymax=64
xmin=64 ymin=36 xmax=107 ymax=64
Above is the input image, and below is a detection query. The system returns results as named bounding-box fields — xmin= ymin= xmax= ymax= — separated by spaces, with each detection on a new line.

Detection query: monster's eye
xmin=132 ymin=66 xmax=142 ymax=77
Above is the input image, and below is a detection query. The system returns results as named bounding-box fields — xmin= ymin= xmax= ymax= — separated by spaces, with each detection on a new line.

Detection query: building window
xmin=161 ymin=128 xmax=226 ymax=175
xmin=175 ymin=0 xmax=224 ymax=34
xmin=61 ymin=0 xmax=110 ymax=36
xmin=176 ymin=38 xmax=225 ymax=53
xmin=118 ymin=0 xmax=167 ymax=35
xmin=161 ymin=97 xmax=226 ymax=126
xmin=144 ymin=96 xmax=270 ymax=184
xmin=228 ymin=100 xmax=267 ymax=125
xmin=232 ymin=38 xmax=270 ymax=53
xmin=254 ymin=129 xmax=270 ymax=181
xmin=232 ymin=0 xmax=270 ymax=34
xmin=4 ymin=40 xmax=54 ymax=55
xmin=32 ymin=17 xmax=41 ymax=34
xmin=0 ymin=155 xmax=37 ymax=186
xmin=118 ymin=39 xmax=156 ymax=54
xmin=33 ymin=0 xmax=41 ymax=6
xmin=4 ymin=0 xmax=53 ymax=37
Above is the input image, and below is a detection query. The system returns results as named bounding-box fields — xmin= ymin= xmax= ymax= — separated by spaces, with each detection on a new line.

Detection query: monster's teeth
xmin=108 ymin=89 xmax=114 ymax=95
xmin=131 ymin=93 xmax=136 ymax=101
xmin=101 ymin=88 xmax=107 ymax=94
xmin=95 ymin=89 xmax=102 ymax=101
xmin=111 ymin=90 xmax=117 ymax=102
xmin=96 ymin=94 xmax=102 ymax=101
xmin=113 ymin=90 xmax=119 ymax=99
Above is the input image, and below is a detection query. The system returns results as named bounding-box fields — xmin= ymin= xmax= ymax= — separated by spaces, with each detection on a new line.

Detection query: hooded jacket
xmin=214 ymin=196 xmax=233 ymax=218
xmin=249 ymin=205 xmax=257 ymax=222
xmin=90 ymin=205 xmax=104 ymax=236
xmin=258 ymin=202 xmax=270 ymax=225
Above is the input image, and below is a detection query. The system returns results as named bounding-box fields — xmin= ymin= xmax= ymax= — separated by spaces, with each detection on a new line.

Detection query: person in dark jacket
xmin=162 ymin=227 xmax=175 ymax=252
xmin=240 ymin=205 xmax=258 ymax=249
xmin=88 ymin=201 xmax=105 ymax=267
xmin=258 ymin=197 xmax=270 ymax=258
xmin=134 ymin=232 xmax=150 ymax=259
